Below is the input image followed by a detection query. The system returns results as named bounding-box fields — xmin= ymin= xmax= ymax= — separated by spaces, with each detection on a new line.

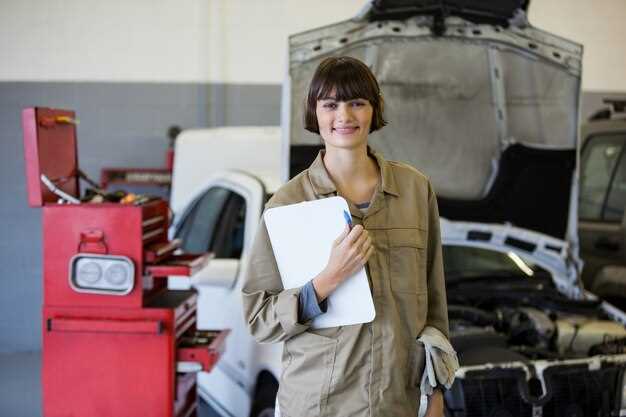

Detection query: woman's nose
xmin=337 ymin=103 xmax=352 ymax=122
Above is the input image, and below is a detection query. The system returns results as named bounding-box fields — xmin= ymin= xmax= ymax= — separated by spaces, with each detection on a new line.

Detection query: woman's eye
xmin=323 ymin=103 xmax=337 ymax=109
xmin=351 ymin=101 xmax=365 ymax=107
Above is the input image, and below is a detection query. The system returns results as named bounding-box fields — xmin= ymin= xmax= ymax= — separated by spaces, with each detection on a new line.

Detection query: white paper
xmin=264 ymin=196 xmax=375 ymax=329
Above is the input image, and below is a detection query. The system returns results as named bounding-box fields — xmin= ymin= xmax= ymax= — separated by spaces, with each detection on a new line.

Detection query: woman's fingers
xmin=348 ymin=228 xmax=371 ymax=258
xmin=333 ymin=224 xmax=351 ymax=246
xmin=345 ymin=247 xmax=373 ymax=276
xmin=353 ymin=229 xmax=369 ymax=250
xmin=350 ymin=240 xmax=374 ymax=271
xmin=344 ymin=224 xmax=364 ymax=245
xmin=356 ymin=244 xmax=374 ymax=264
xmin=327 ymin=225 xmax=376 ymax=281
xmin=360 ymin=234 xmax=373 ymax=254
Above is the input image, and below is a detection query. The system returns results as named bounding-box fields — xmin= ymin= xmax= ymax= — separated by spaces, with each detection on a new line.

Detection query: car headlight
xmin=69 ymin=254 xmax=134 ymax=295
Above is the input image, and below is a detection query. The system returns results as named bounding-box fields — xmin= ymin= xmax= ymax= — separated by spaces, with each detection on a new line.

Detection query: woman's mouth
xmin=333 ymin=126 xmax=358 ymax=135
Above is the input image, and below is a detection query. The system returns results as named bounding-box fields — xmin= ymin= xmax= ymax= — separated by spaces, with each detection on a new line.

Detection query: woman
xmin=242 ymin=56 xmax=450 ymax=417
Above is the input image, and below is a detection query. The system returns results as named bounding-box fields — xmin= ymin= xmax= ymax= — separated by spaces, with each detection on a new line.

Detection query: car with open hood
xmin=285 ymin=2 xmax=626 ymax=414
xmin=170 ymin=1 xmax=626 ymax=416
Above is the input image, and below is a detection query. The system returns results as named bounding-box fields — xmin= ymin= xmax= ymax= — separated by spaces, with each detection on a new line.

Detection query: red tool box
xmin=22 ymin=107 xmax=229 ymax=417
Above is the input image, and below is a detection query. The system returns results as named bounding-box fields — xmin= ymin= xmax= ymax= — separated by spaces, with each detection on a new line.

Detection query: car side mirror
xmin=191 ymin=258 xmax=240 ymax=289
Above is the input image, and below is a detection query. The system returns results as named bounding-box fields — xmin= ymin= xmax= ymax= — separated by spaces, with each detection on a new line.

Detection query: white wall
xmin=1 ymin=0 xmax=625 ymax=91
xmin=528 ymin=0 xmax=626 ymax=92
xmin=0 ymin=0 xmax=208 ymax=82
xmin=0 ymin=0 xmax=363 ymax=83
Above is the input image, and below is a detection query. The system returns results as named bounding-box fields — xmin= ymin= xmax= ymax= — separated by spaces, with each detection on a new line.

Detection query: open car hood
xmin=286 ymin=0 xmax=583 ymax=245
xmin=440 ymin=219 xmax=580 ymax=289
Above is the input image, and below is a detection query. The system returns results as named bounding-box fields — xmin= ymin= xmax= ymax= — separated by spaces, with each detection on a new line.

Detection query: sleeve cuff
xmin=298 ymin=280 xmax=328 ymax=322
xmin=276 ymin=287 xmax=309 ymax=337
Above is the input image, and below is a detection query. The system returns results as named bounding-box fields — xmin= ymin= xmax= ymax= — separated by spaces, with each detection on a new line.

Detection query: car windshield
xmin=443 ymin=245 xmax=550 ymax=281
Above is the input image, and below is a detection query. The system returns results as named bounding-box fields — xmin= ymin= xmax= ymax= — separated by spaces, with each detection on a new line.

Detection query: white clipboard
xmin=264 ymin=196 xmax=376 ymax=329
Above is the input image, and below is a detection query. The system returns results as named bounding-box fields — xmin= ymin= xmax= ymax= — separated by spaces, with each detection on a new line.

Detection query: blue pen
xmin=343 ymin=210 xmax=353 ymax=229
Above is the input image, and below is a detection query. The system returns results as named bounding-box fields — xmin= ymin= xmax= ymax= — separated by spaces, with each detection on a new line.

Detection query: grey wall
xmin=0 ymin=82 xmax=622 ymax=353
xmin=0 ymin=82 xmax=280 ymax=353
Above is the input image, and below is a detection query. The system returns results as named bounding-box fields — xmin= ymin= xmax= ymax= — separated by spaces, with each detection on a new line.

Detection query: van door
xmin=170 ymin=172 xmax=271 ymax=416
xmin=578 ymin=132 xmax=626 ymax=287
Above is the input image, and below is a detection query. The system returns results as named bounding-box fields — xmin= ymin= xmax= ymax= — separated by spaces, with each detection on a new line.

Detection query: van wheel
xmin=250 ymin=373 xmax=278 ymax=417
xmin=255 ymin=408 xmax=275 ymax=417
xmin=250 ymin=393 xmax=275 ymax=417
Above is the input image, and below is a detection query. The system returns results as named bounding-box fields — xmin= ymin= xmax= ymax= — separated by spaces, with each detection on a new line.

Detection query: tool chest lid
xmin=22 ymin=107 xmax=80 ymax=207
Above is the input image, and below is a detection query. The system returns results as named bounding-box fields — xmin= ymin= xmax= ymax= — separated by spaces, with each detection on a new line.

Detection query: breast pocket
xmin=387 ymin=228 xmax=427 ymax=294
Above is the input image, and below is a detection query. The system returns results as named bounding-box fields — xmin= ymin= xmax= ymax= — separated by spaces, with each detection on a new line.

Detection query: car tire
xmin=249 ymin=376 xmax=278 ymax=417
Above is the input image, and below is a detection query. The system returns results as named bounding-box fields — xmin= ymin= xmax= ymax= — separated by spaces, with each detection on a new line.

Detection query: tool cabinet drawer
xmin=145 ymin=253 xmax=212 ymax=277
xmin=144 ymin=239 xmax=182 ymax=263
xmin=176 ymin=329 xmax=230 ymax=373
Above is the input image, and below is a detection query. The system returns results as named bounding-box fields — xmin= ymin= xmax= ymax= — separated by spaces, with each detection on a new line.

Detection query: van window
xmin=579 ymin=134 xmax=625 ymax=221
xmin=176 ymin=187 xmax=231 ymax=253
xmin=175 ymin=186 xmax=247 ymax=258
xmin=212 ymin=192 xmax=246 ymax=259
xmin=605 ymin=146 xmax=626 ymax=221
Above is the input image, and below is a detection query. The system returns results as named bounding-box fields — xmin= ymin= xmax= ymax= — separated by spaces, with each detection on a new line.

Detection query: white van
xmin=169 ymin=127 xmax=284 ymax=417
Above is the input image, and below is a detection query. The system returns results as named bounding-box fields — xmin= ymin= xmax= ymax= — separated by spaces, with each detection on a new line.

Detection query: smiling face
xmin=304 ymin=56 xmax=387 ymax=139
xmin=316 ymin=93 xmax=373 ymax=150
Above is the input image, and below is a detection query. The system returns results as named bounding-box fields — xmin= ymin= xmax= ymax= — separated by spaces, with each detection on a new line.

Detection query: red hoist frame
xmin=22 ymin=107 xmax=229 ymax=417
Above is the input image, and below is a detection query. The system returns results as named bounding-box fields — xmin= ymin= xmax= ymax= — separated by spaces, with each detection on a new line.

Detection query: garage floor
xmin=0 ymin=351 xmax=219 ymax=417
xmin=0 ymin=351 xmax=40 ymax=417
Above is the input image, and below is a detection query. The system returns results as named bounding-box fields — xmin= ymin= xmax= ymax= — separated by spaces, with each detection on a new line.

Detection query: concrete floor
xmin=0 ymin=351 xmax=220 ymax=417
xmin=0 ymin=351 xmax=41 ymax=417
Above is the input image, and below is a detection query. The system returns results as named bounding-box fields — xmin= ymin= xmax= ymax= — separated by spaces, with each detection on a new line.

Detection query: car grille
xmin=446 ymin=365 xmax=624 ymax=417
xmin=446 ymin=369 xmax=532 ymax=417
xmin=542 ymin=365 xmax=622 ymax=417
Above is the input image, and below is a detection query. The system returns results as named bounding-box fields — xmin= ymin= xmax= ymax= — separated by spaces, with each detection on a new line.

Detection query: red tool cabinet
xmin=22 ymin=107 xmax=229 ymax=417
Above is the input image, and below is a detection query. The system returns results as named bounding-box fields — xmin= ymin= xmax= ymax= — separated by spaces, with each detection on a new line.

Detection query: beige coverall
xmin=242 ymin=148 xmax=450 ymax=417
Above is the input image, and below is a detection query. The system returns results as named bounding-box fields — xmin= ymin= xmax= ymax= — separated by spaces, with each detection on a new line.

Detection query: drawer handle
xmin=47 ymin=317 xmax=163 ymax=334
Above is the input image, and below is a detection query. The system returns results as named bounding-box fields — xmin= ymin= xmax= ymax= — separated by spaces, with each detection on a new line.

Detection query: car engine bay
xmin=447 ymin=273 xmax=626 ymax=366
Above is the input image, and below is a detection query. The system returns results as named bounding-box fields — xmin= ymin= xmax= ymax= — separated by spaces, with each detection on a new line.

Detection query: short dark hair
xmin=304 ymin=56 xmax=387 ymax=134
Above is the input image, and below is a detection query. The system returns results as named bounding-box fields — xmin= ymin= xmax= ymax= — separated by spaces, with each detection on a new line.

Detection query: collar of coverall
xmin=307 ymin=145 xmax=400 ymax=198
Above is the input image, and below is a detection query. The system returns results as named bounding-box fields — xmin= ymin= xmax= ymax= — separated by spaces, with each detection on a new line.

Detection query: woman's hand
xmin=312 ymin=224 xmax=373 ymax=301
xmin=424 ymin=389 xmax=444 ymax=417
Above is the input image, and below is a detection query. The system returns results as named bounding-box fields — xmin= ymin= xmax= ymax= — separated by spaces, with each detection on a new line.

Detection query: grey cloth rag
xmin=418 ymin=326 xmax=459 ymax=397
